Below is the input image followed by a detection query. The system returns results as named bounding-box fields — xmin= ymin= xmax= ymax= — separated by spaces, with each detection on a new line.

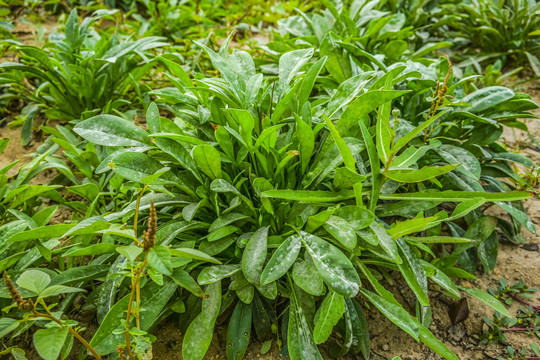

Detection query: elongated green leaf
xmin=8 ymin=224 xmax=73 ymax=243
xmin=300 ymin=56 xmax=327 ymax=105
xmin=296 ymin=117 xmax=315 ymax=173
xmin=242 ymin=227 xmax=268 ymax=285
xmin=262 ymin=190 xmax=355 ymax=203
xmin=171 ymin=269 xmax=206 ymax=298
xmin=288 ymin=290 xmax=323 ymax=360
xmin=379 ymin=191 xmax=533 ymax=202
xmin=324 ymin=115 xmax=356 ymax=172
xmin=460 ymin=287 xmax=509 ymax=316
xmin=169 ymin=248 xmax=221 ymax=264
xmin=313 ymin=291 xmax=345 ymax=344
xmin=462 ymin=86 xmax=514 ymax=113
xmin=359 ymin=288 xmax=419 ymax=340
xmin=358 ymin=120 xmax=380 ymax=212
xmin=376 ymin=77 xmax=393 ymax=164
xmin=418 ymin=324 xmax=459 ymax=360
xmin=226 ymin=302 xmax=252 ymax=360
xmin=183 ymin=281 xmax=221 ymax=360
xmin=391 ymin=110 xmax=449 ymax=155
xmin=385 ymin=164 xmax=459 ymax=183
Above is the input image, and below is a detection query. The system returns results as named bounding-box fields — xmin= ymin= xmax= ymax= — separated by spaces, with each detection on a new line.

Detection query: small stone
xmin=522 ymin=243 xmax=539 ymax=251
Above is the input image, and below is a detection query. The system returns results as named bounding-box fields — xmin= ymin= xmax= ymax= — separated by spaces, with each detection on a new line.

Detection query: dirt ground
xmin=2 ymin=16 xmax=540 ymax=360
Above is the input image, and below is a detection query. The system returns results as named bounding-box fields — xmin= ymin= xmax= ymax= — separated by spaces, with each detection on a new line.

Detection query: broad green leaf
xmin=325 ymin=73 xmax=375 ymax=118
xmin=478 ymin=232 xmax=498 ymax=274
xmin=146 ymin=102 xmax=160 ymax=133
xmin=39 ymin=285 xmax=85 ymax=298
xmin=434 ymin=145 xmax=481 ymax=180
xmin=323 ymin=215 xmax=357 ymax=249
xmin=154 ymin=137 xmax=203 ymax=183
xmin=313 ymin=291 xmax=345 ymax=344
xmin=338 ymin=90 xmax=409 ymax=132
xmin=333 ymin=206 xmax=374 ymax=230
xmin=279 ymin=48 xmax=314 ymax=95
xmin=462 ymin=86 xmax=514 ymax=113
xmin=300 ymin=231 xmax=360 ymax=297
xmin=198 ymin=264 xmax=241 ymax=285
xmin=242 ymin=227 xmax=268 ymax=285
xmin=33 ymin=327 xmax=69 ymax=360
xmin=111 ymin=152 xmax=176 ymax=185
xmin=16 ymin=270 xmax=50 ymax=295
xmin=183 ymin=281 xmax=221 ymax=360
xmin=73 ymin=115 xmax=150 ymax=147
xmin=260 ymin=235 xmax=301 ymax=285
xmin=192 ymin=144 xmax=222 ymax=180
xmin=147 ymin=245 xmax=172 ymax=275
xmin=292 ymin=259 xmax=325 ymax=296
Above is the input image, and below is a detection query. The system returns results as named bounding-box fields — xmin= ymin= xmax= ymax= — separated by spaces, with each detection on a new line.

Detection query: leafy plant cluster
xmin=0 ymin=1 xmax=538 ymax=360
xmin=477 ymin=279 xmax=540 ymax=360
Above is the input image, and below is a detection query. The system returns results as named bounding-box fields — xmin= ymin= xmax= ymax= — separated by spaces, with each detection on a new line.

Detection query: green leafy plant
xmin=475 ymin=279 xmax=540 ymax=360
xmin=46 ymin=39 xmax=532 ymax=360
xmin=442 ymin=0 xmax=540 ymax=76
xmin=0 ymin=9 xmax=167 ymax=143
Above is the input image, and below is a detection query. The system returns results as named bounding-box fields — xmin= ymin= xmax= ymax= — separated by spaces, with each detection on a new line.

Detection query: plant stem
xmin=509 ymin=293 xmax=540 ymax=312
xmin=124 ymin=253 xmax=149 ymax=359
xmin=500 ymin=327 xmax=531 ymax=332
